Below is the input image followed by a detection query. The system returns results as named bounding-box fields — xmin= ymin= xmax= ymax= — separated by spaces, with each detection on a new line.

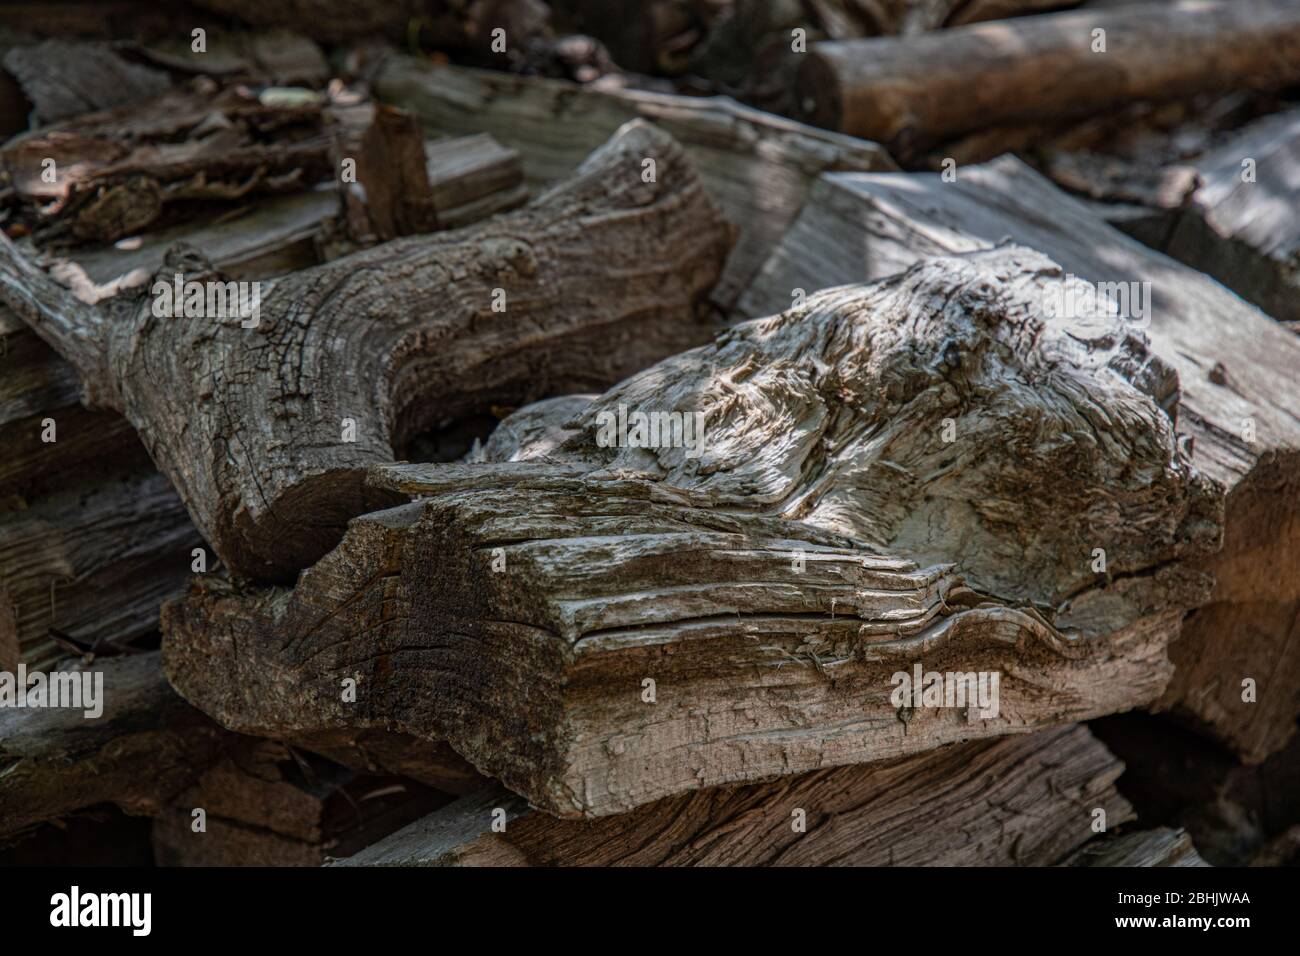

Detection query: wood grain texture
xmin=1065 ymin=827 xmax=1210 ymax=866
xmin=374 ymin=57 xmax=895 ymax=309
xmin=796 ymin=0 xmax=1300 ymax=159
xmin=741 ymin=155 xmax=1300 ymax=762
xmin=1 ymin=120 xmax=734 ymax=582
xmin=163 ymin=245 xmax=1218 ymax=818
xmin=334 ymin=724 xmax=1133 ymax=865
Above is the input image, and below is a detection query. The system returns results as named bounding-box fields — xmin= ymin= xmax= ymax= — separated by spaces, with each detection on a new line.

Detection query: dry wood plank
xmin=741 ymin=155 xmax=1300 ymax=763
xmin=0 ymin=120 xmax=734 ymax=582
xmin=1064 ymin=827 xmax=1210 ymax=866
xmin=374 ymin=56 xmax=895 ymax=309
xmin=795 ymin=0 xmax=1300 ymax=159
xmin=163 ymin=245 xmax=1219 ymax=818
xmin=335 ymin=724 xmax=1132 ymax=865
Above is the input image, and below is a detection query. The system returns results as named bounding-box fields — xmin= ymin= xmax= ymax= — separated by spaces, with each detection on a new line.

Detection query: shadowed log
xmin=740 ymin=154 xmax=1300 ymax=763
xmin=334 ymin=724 xmax=1132 ymax=865
xmin=0 ymin=120 xmax=734 ymax=582
xmin=0 ymin=654 xmax=225 ymax=837
xmin=163 ymin=245 xmax=1220 ymax=817
xmin=795 ymin=0 xmax=1300 ymax=159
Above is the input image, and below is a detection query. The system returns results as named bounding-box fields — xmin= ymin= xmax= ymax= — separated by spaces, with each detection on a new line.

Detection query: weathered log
xmin=795 ymin=0 xmax=1300 ymax=159
xmin=150 ymin=740 xmax=454 ymax=866
xmin=1111 ymin=109 xmax=1300 ymax=332
xmin=1 ymin=120 xmax=734 ymax=582
xmin=163 ymin=244 xmax=1219 ymax=817
xmin=374 ymin=57 xmax=894 ymax=309
xmin=1065 ymin=827 xmax=1210 ymax=866
xmin=3 ymin=40 xmax=170 ymax=125
xmin=335 ymin=724 xmax=1132 ymax=865
xmin=741 ymin=156 xmax=1300 ymax=762
xmin=0 ymin=653 xmax=225 ymax=837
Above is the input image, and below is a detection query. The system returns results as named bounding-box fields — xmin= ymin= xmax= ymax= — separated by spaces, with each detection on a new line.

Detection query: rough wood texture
xmin=355 ymin=105 xmax=440 ymax=241
xmin=795 ymin=0 xmax=1300 ymax=159
xmin=0 ymin=653 xmax=225 ymax=838
xmin=1065 ymin=827 xmax=1209 ymax=866
xmin=741 ymin=155 xmax=1300 ymax=762
xmin=335 ymin=724 xmax=1132 ymax=865
xmin=1118 ymin=109 xmax=1300 ymax=332
xmin=163 ymin=244 xmax=1219 ymax=818
xmin=3 ymin=40 xmax=169 ymax=124
xmin=0 ymin=120 xmax=734 ymax=582
xmin=374 ymin=57 xmax=895 ymax=309
xmin=150 ymin=741 xmax=453 ymax=866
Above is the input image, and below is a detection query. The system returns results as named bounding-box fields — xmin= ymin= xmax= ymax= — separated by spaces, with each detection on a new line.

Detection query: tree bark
xmin=740 ymin=154 xmax=1300 ymax=763
xmin=374 ymin=56 xmax=895 ymax=310
xmin=334 ymin=724 xmax=1132 ymax=865
xmin=163 ymin=245 xmax=1219 ymax=818
xmin=0 ymin=120 xmax=734 ymax=582
xmin=795 ymin=0 xmax=1300 ymax=159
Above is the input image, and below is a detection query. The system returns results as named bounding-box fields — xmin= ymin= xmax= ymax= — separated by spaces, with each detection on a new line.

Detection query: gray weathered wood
xmin=0 ymin=120 xmax=734 ymax=582
xmin=741 ymin=155 xmax=1300 ymax=763
xmin=334 ymin=724 xmax=1132 ymax=865
xmin=1065 ymin=827 xmax=1210 ymax=866
xmin=163 ymin=245 xmax=1219 ymax=817
xmin=374 ymin=57 xmax=895 ymax=310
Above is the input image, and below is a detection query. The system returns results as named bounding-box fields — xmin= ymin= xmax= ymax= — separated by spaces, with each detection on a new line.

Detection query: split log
xmin=163 ymin=245 xmax=1220 ymax=817
xmin=795 ymin=0 xmax=1300 ymax=159
xmin=374 ymin=57 xmax=895 ymax=309
xmin=0 ymin=653 xmax=225 ymax=837
xmin=741 ymin=155 xmax=1300 ymax=763
xmin=0 ymin=120 xmax=734 ymax=582
xmin=1065 ymin=827 xmax=1210 ymax=866
xmin=335 ymin=724 xmax=1132 ymax=865
xmin=150 ymin=741 xmax=454 ymax=866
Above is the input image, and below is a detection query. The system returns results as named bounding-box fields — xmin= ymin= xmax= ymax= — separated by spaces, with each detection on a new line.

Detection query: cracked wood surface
xmin=374 ymin=56 xmax=895 ymax=310
xmin=0 ymin=120 xmax=734 ymax=582
xmin=163 ymin=245 xmax=1219 ymax=817
xmin=334 ymin=724 xmax=1132 ymax=865
xmin=741 ymin=155 xmax=1300 ymax=763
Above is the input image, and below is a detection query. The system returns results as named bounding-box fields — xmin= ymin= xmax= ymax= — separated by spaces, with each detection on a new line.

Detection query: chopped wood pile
xmin=1 ymin=0 xmax=1297 ymax=870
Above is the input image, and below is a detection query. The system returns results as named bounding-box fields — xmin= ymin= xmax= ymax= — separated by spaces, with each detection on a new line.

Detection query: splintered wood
xmin=2 ymin=2 xmax=1298 ymax=871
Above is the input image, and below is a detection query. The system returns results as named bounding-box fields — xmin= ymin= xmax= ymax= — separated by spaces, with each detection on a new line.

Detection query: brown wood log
xmin=0 ymin=120 xmax=734 ymax=582
xmin=795 ymin=0 xmax=1300 ymax=159
xmin=162 ymin=244 xmax=1219 ymax=818
xmin=374 ymin=57 xmax=895 ymax=310
xmin=334 ymin=724 xmax=1133 ymax=865
xmin=1065 ymin=827 xmax=1210 ymax=866
xmin=740 ymin=155 xmax=1300 ymax=763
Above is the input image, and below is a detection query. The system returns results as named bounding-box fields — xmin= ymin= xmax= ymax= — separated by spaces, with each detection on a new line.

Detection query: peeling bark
xmin=163 ymin=245 xmax=1219 ymax=817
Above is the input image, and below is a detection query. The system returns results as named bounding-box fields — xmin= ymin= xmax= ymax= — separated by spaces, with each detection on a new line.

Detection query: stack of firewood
xmin=1 ymin=0 xmax=1298 ymax=868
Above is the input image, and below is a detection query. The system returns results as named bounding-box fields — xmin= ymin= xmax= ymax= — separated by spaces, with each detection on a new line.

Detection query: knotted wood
xmin=163 ymin=245 xmax=1220 ymax=817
